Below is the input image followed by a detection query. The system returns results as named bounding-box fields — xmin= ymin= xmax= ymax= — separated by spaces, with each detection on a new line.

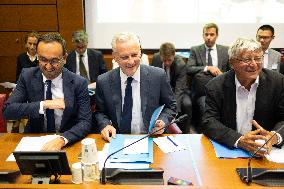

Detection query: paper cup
xmin=71 ymin=162 xmax=82 ymax=184
xmin=81 ymin=138 xmax=98 ymax=163
xmin=81 ymin=161 xmax=100 ymax=182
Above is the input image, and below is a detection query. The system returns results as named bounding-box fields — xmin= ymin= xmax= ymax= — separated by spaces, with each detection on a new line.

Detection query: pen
xmin=167 ymin=136 xmax=178 ymax=147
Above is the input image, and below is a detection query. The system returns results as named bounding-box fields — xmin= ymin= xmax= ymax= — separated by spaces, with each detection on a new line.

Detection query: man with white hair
xmin=95 ymin=32 xmax=177 ymax=142
xmin=202 ymin=38 xmax=284 ymax=157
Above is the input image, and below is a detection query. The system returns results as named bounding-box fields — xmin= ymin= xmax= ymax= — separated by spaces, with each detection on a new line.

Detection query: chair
xmin=0 ymin=94 xmax=7 ymax=132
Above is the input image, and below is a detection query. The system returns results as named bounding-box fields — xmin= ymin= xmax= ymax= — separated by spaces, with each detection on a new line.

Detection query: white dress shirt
xmin=120 ymin=66 xmax=144 ymax=134
xmin=75 ymin=50 xmax=90 ymax=80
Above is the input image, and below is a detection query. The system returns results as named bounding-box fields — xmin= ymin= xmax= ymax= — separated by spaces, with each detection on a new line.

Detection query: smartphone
xmin=167 ymin=176 xmax=193 ymax=185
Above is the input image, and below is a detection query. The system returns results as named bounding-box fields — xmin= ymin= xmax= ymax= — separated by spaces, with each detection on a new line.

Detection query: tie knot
xmin=208 ymin=48 xmax=212 ymax=52
xmin=127 ymin=77 xmax=133 ymax=84
xmin=80 ymin=55 xmax=84 ymax=58
xmin=46 ymin=80 xmax=52 ymax=85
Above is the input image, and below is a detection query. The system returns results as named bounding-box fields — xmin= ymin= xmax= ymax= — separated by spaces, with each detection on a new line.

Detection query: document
xmin=6 ymin=135 xmax=61 ymax=161
xmin=153 ymin=135 xmax=186 ymax=153
xmin=210 ymin=139 xmax=252 ymax=158
xmin=266 ymin=146 xmax=284 ymax=163
xmin=148 ymin=104 xmax=165 ymax=133
xmin=0 ymin=82 xmax=16 ymax=89
xmin=123 ymin=138 xmax=148 ymax=154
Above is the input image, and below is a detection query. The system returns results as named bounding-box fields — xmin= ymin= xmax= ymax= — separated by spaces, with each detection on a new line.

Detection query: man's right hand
xmin=207 ymin=66 xmax=222 ymax=76
xmin=43 ymin=98 xmax=65 ymax=110
xmin=101 ymin=125 xmax=116 ymax=142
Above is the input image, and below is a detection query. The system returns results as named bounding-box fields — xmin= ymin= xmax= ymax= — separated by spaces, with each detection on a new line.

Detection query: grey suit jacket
xmin=65 ymin=48 xmax=107 ymax=83
xmin=151 ymin=53 xmax=187 ymax=112
xmin=3 ymin=67 xmax=92 ymax=144
xmin=187 ymin=44 xmax=230 ymax=76
xmin=202 ymin=69 xmax=284 ymax=148
xmin=95 ymin=65 xmax=177 ymax=133
xmin=267 ymin=48 xmax=281 ymax=71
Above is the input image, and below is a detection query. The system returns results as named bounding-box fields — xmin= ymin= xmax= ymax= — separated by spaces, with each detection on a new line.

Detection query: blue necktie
xmin=46 ymin=80 xmax=55 ymax=133
xmin=207 ymin=48 xmax=213 ymax=66
xmin=120 ymin=77 xmax=133 ymax=134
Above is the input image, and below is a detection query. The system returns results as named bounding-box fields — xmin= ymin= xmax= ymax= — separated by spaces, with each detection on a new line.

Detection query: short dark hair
xmin=159 ymin=42 xmax=175 ymax=58
xmin=25 ymin=31 xmax=40 ymax=43
xmin=257 ymin=25 xmax=274 ymax=36
xmin=37 ymin=32 xmax=67 ymax=55
xmin=203 ymin=23 xmax=219 ymax=35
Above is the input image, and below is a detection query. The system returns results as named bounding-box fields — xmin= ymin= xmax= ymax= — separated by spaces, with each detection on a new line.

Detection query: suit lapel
xmin=140 ymin=66 xmax=150 ymax=126
xmin=254 ymin=71 xmax=267 ymax=122
xmin=199 ymin=45 xmax=207 ymax=66
xmin=61 ymin=68 xmax=75 ymax=128
xmin=31 ymin=69 xmax=44 ymax=102
xmin=87 ymin=49 xmax=95 ymax=82
xmin=70 ymin=51 xmax=77 ymax=73
xmin=224 ymin=71 xmax=237 ymax=130
xmin=110 ymin=69 xmax=122 ymax=129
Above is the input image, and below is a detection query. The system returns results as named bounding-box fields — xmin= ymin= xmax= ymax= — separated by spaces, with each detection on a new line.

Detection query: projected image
xmin=96 ymin=0 xmax=284 ymax=23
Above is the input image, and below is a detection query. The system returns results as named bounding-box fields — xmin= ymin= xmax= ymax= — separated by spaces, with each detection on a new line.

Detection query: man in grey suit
xmin=187 ymin=23 xmax=230 ymax=130
xmin=256 ymin=25 xmax=281 ymax=71
xmin=65 ymin=30 xmax=107 ymax=88
xmin=95 ymin=32 xmax=177 ymax=142
xmin=203 ymin=38 xmax=284 ymax=157
xmin=152 ymin=42 xmax=192 ymax=133
xmin=3 ymin=33 xmax=92 ymax=151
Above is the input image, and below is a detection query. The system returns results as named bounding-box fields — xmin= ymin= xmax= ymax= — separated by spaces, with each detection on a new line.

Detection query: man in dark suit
xmin=16 ymin=31 xmax=40 ymax=82
xmin=95 ymin=32 xmax=177 ymax=142
xmin=3 ymin=33 xmax=92 ymax=151
xmin=202 ymin=38 xmax=284 ymax=156
xmin=65 ymin=30 xmax=107 ymax=88
xmin=188 ymin=23 xmax=230 ymax=130
xmin=152 ymin=42 xmax=192 ymax=133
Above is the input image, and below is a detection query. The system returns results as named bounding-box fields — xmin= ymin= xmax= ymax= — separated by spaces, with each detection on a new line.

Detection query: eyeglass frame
xmin=38 ymin=55 xmax=65 ymax=66
xmin=236 ymin=55 xmax=264 ymax=65
xmin=115 ymin=51 xmax=142 ymax=62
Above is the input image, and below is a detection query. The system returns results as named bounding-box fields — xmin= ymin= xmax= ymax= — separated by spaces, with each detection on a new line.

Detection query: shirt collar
xmin=235 ymin=75 xmax=259 ymax=89
xmin=42 ymin=73 xmax=63 ymax=87
xmin=264 ymin=49 xmax=269 ymax=54
xmin=205 ymin=44 xmax=217 ymax=50
xmin=26 ymin=52 xmax=37 ymax=60
xmin=120 ymin=65 xmax=141 ymax=84
xmin=75 ymin=50 xmax=87 ymax=57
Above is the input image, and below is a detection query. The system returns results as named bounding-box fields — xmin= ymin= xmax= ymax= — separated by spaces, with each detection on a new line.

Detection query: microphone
xmin=100 ymin=114 xmax=188 ymax=184
xmin=246 ymin=124 xmax=284 ymax=185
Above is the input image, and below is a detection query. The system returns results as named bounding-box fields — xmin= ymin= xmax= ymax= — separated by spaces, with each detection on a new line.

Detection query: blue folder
xmin=210 ymin=139 xmax=252 ymax=158
xmin=108 ymin=134 xmax=153 ymax=163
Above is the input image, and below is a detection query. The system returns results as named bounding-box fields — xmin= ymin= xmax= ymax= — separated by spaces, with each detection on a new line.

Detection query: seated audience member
xmin=112 ymin=53 xmax=149 ymax=69
xmin=65 ymin=30 xmax=107 ymax=88
xmin=16 ymin=31 xmax=40 ymax=82
xmin=152 ymin=42 xmax=192 ymax=133
xmin=3 ymin=32 xmax=92 ymax=151
xmin=95 ymin=32 xmax=177 ymax=142
xmin=202 ymin=38 xmax=284 ymax=157
xmin=256 ymin=24 xmax=281 ymax=71
xmin=187 ymin=23 xmax=230 ymax=130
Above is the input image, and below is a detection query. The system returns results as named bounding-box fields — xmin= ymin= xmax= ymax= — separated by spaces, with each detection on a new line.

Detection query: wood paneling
xmin=0 ymin=32 xmax=24 ymax=56
xmin=0 ymin=5 xmax=20 ymax=31
xmin=0 ymin=56 xmax=17 ymax=82
xmin=0 ymin=0 xmax=56 ymax=4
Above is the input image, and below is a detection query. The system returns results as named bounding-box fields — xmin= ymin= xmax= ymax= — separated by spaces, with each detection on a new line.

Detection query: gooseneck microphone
xmin=100 ymin=114 xmax=188 ymax=184
xmin=246 ymin=124 xmax=284 ymax=184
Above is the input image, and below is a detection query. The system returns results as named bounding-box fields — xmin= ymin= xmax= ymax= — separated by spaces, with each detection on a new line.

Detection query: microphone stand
xmin=100 ymin=114 xmax=188 ymax=184
xmin=246 ymin=124 xmax=284 ymax=185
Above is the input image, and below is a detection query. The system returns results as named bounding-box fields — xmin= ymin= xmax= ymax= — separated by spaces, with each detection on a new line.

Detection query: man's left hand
xmin=151 ymin=120 xmax=165 ymax=135
xmin=41 ymin=137 xmax=65 ymax=151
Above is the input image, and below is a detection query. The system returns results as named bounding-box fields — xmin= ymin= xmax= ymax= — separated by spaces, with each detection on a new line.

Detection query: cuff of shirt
xmin=271 ymin=131 xmax=283 ymax=145
xmin=60 ymin=136 xmax=69 ymax=146
xmin=234 ymin=136 xmax=242 ymax=148
xmin=204 ymin=66 xmax=208 ymax=72
xmin=39 ymin=101 xmax=44 ymax=114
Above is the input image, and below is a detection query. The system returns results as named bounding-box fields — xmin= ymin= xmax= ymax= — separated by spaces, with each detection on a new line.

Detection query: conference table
xmin=0 ymin=133 xmax=283 ymax=189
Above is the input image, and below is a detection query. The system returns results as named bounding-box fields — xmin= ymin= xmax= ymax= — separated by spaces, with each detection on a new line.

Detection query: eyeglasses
xmin=38 ymin=55 xmax=64 ymax=65
xmin=117 ymin=52 xmax=141 ymax=62
xmin=256 ymin=35 xmax=273 ymax=41
xmin=236 ymin=56 xmax=263 ymax=64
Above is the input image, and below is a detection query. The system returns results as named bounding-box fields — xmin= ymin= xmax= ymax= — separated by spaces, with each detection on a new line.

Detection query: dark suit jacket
xmin=65 ymin=48 xmax=107 ymax=83
xmin=95 ymin=65 xmax=177 ymax=133
xmin=3 ymin=67 xmax=92 ymax=144
xmin=16 ymin=52 xmax=38 ymax=82
xmin=187 ymin=44 xmax=230 ymax=76
xmin=151 ymin=53 xmax=187 ymax=112
xmin=202 ymin=69 xmax=284 ymax=148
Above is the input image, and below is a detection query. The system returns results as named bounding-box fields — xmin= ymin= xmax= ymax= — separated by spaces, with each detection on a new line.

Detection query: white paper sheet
xmin=266 ymin=146 xmax=284 ymax=163
xmin=6 ymin=135 xmax=61 ymax=161
xmin=0 ymin=82 xmax=16 ymax=89
xmin=153 ymin=135 xmax=186 ymax=153
xmin=98 ymin=143 xmax=149 ymax=170
xmin=122 ymin=138 xmax=148 ymax=154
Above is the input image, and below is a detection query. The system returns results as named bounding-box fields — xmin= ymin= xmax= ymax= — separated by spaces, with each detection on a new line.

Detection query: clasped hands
xmin=101 ymin=120 xmax=165 ymax=142
xmin=238 ymin=120 xmax=279 ymax=157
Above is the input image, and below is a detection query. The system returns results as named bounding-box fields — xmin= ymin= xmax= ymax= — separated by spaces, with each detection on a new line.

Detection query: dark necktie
xmin=207 ymin=48 xmax=213 ymax=66
xmin=46 ymin=80 xmax=55 ymax=133
xmin=120 ymin=77 xmax=133 ymax=134
xmin=79 ymin=55 xmax=89 ymax=82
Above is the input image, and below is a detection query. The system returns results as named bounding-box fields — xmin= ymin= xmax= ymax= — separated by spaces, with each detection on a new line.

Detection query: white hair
xmin=111 ymin=31 xmax=141 ymax=53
